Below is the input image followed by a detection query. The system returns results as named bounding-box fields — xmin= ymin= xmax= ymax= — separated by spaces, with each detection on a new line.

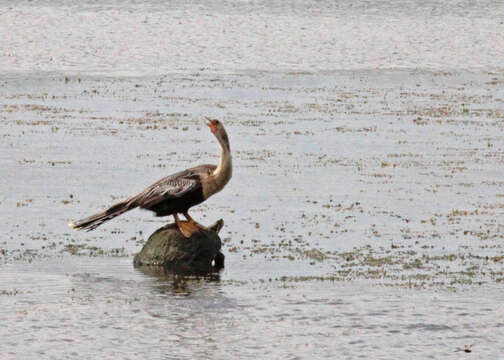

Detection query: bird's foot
xmin=183 ymin=213 xmax=210 ymax=233
xmin=174 ymin=214 xmax=200 ymax=238
xmin=176 ymin=220 xmax=200 ymax=238
xmin=192 ymin=220 xmax=210 ymax=232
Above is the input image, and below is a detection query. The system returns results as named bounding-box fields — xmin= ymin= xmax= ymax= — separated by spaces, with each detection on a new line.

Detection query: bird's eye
xmin=215 ymin=120 xmax=220 ymax=125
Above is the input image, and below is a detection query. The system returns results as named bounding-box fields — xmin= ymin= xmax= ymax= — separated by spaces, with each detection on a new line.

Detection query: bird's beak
xmin=205 ymin=117 xmax=217 ymax=133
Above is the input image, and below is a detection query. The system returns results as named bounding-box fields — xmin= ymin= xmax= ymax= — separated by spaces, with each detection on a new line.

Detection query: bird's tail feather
xmin=69 ymin=199 xmax=137 ymax=232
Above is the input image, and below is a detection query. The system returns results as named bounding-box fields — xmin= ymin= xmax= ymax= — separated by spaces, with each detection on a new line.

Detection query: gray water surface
xmin=1 ymin=0 xmax=504 ymax=358
xmin=1 ymin=0 xmax=503 ymax=74
xmin=1 ymin=257 xmax=503 ymax=359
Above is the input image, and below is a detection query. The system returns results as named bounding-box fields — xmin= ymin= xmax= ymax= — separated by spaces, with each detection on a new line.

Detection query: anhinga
xmin=69 ymin=118 xmax=232 ymax=238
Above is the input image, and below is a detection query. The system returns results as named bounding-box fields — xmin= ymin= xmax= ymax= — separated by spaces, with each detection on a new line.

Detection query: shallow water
xmin=1 ymin=0 xmax=504 ymax=358
xmin=2 ymin=68 xmax=504 ymax=358
xmin=1 ymin=257 xmax=504 ymax=359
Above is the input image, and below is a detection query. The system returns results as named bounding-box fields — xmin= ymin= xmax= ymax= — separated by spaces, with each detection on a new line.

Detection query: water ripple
xmin=0 ymin=0 xmax=503 ymax=74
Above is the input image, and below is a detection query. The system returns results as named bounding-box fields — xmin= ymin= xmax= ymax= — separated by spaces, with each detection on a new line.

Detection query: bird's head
xmin=205 ymin=117 xmax=224 ymax=136
xmin=205 ymin=117 xmax=230 ymax=151
xmin=205 ymin=118 xmax=221 ymax=134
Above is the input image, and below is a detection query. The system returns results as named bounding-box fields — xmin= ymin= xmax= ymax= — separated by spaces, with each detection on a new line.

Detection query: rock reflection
xmin=134 ymin=265 xmax=221 ymax=297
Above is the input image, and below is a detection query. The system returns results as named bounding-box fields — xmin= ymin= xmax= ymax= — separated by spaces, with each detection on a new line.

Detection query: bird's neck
xmin=203 ymin=134 xmax=232 ymax=199
xmin=213 ymin=142 xmax=232 ymax=184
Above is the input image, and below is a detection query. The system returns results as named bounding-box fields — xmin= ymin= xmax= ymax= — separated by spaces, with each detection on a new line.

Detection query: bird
xmin=454 ymin=344 xmax=474 ymax=353
xmin=69 ymin=118 xmax=232 ymax=238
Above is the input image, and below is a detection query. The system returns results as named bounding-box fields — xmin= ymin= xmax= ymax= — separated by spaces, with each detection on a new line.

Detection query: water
xmin=1 ymin=0 xmax=503 ymax=74
xmin=1 ymin=0 xmax=504 ymax=358
xmin=1 ymin=257 xmax=503 ymax=359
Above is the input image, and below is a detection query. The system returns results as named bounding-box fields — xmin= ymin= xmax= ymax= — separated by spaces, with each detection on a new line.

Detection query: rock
xmin=133 ymin=219 xmax=225 ymax=274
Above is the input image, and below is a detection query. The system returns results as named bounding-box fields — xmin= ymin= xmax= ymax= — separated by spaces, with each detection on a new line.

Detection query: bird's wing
xmin=134 ymin=169 xmax=201 ymax=209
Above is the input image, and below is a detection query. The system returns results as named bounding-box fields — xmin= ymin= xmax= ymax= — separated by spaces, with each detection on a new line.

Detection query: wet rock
xmin=133 ymin=219 xmax=225 ymax=273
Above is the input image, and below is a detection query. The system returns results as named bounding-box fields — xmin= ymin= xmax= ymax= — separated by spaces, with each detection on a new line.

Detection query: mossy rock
xmin=133 ymin=219 xmax=225 ymax=273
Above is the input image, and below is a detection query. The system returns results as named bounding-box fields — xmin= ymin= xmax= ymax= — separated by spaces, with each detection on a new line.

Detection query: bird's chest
xmin=202 ymin=172 xmax=230 ymax=199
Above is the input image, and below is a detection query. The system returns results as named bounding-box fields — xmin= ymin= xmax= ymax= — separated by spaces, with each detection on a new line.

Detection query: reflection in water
xmin=134 ymin=265 xmax=221 ymax=296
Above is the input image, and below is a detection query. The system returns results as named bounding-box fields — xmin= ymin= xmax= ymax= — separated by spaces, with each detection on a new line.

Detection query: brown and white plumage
xmin=69 ymin=118 xmax=232 ymax=237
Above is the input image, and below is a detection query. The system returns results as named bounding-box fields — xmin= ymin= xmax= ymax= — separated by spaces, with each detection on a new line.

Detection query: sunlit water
xmin=1 ymin=0 xmax=504 ymax=358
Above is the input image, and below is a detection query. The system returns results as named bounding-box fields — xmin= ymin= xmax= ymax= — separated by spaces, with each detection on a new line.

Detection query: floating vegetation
xmin=2 ymin=70 xmax=504 ymax=292
xmin=62 ymin=244 xmax=127 ymax=257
